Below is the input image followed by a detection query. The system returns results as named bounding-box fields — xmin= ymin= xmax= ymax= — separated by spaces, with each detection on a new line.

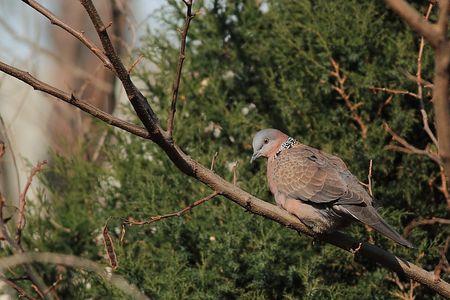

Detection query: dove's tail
xmin=340 ymin=204 xmax=414 ymax=248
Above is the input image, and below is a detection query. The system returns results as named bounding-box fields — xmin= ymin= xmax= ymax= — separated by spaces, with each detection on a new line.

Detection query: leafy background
xmin=4 ymin=0 xmax=449 ymax=298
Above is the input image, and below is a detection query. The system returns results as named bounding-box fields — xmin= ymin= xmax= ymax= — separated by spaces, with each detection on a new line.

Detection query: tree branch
xmin=0 ymin=252 xmax=149 ymax=300
xmin=124 ymin=192 xmax=219 ymax=226
xmin=166 ymin=0 xmax=194 ymax=139
xmin=385 ymin=0 xmax=450 ymax=184
xmin=0 ymin=61 xmax=149 ymax=139
xmin=384 ymin=122 xmax=441 ymax=165
xmin=79 ymin=0 xmax=161 ymax=137
xmin=432 ymin=0 xmax=450 ymax=182
xmin=369 ymin=86 xmax=420 ymax=100
xmin=330 ymin=59 xmax=368 ymax=139
xmin=16 ymin=160 xmax=47 ymax=246
xmin=383 ymin=0 xmax=441 ymax=48
xmin=403 ymin=217 xmax=450 ymax=237
xmin=20 ymin=0 xmax=113 ymax=71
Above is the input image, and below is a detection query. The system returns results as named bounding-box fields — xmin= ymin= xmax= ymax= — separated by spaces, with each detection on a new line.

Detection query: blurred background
xmin=0 ymin=0 xmax=449 ymax=299
xmin=0 ymin=0 xmax=164 ymax=199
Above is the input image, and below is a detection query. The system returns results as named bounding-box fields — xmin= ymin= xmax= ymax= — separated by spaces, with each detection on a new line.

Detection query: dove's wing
xmin=271 ymin=145 xmax=370 ymax=206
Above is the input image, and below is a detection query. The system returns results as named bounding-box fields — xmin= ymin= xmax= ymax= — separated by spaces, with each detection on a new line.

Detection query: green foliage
xmin=6 ymin=0 xmax=449 ymax=298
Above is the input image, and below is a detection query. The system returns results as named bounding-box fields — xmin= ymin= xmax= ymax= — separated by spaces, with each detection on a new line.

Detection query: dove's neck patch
xmin=275 ymin=137 xmax=296 ymax=158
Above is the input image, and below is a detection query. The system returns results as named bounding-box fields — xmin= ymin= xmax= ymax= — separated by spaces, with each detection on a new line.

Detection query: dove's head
xmin=251 ymin=129 xmax=288 ymax=163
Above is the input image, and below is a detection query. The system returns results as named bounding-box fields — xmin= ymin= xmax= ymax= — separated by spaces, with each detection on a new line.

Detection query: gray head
xmin=251 ymin=129 xmax=288 ymax=162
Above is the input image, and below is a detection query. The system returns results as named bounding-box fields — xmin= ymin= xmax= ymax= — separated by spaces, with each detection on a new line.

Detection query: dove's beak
xmin=250 ymin=152 xmax=260 ymax=163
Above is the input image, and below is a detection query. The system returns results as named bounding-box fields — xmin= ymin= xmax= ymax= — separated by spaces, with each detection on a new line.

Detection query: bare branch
xmin=434 ymin=237 xmax=450 ymax=283
xmin=416 ymin=3 xmax=434 ymax=100
xmin=403 ymin=217 xmax=450 ymax=237
xmin=369 ymin=87 xmax=420 ymax=100
xmin=0 ymin=275 xmax=36 ymax=300
xmin=385 ymin=0 xmax=450 ymax=182
xmin=16 ymin=160 xmax=47 ymax=246
xmin=125 ymin=192 xmax=219 ymax=226
xmin=167 ymin=0 xmax=195 ymax=139
xmin=0 ymin=61 xmax=149 ymax=139
xmin=21 ymin=0 xmax=113 ymax=70
xmin=0 ymin=196 xmax=49 ymax=299
xmin=0 ymin=252 xmax=149 ymax=300
xmin=383 ymin=0 xmax=441 ymax=48
xmin=383 ymin=122 xmax=441 ymax=165
xmin=102 ymin=223 xmax=118 ymax=270
xmin=330 ymin=59 xmax=368 ymax=139
xmin=127 ymin=54 xmax=144 ymax=74
xmin=417 ymin=4 xmax=440 ymax=148
xmin=80 ymin=0 xmax=161 ymax=135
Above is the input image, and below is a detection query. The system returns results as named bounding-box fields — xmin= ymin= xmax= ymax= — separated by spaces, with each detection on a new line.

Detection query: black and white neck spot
xmin=275 ymin=137 xmax=296 ymax=158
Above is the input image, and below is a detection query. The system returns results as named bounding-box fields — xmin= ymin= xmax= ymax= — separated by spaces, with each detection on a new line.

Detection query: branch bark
xmin=167 ymin=0 xmax=194 ymax=139
xmin=0 ymin=252 xmax=149 ymax=300
xmin=21 ymin=0 xmax=113 ymax=71
xmin=384 ymin=0 xmax=450 ymax=186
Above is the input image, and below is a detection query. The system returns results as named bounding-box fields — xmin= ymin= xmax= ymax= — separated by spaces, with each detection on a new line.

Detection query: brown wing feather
xmin=272 ymin=144 xmax=368 ymax=205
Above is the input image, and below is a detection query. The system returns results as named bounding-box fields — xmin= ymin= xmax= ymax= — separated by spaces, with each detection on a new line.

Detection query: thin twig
xmin=232 ymin=161 xmax=239 ymax=186
xmin=377 ymin=95 xmax=394 ymax=116
xmin=383 ymin=0 xmax=441 ymax=48
xmin=210 ymin=151 xmax=218 ymax=171
xmin=42 ymin=274 xmax=63 ymax=297
xmin=369 ymin=87 xmax=421 ymax=100
xmin=125 ymin=192 xmax=219 ymax=226
xmin=417 ymin=3 xmax=440 ymax=148
xmin=21 ymin=0 xmax=113 ymax=70
xmin=0 ymin=196 xmax=48 ymax=299
xmin=166 ymin=0 xmax=195 ymax=139
xmin=330 ymin=59 xmax=368 ymax=139
xmin=434 ymin=237 xmax=450 ymax=283
xmin=403 ymin=217 xmax=450 ymax=237
xmin=383 ymin=122 xmax=441 ymax=165
xmin=128 ymin=54 xmax=144 ymax=74
xmin=0 ymin=275 xmax=36 ymax=300
xmin=367 ymin=160 xmax=373 ymax=197
xmin=16 ymin=161 xmax=47 ymax=246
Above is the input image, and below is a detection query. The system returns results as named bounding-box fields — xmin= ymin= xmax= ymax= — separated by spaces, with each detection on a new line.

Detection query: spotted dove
xmin=251 ymin=128 xmax=413 ymax=248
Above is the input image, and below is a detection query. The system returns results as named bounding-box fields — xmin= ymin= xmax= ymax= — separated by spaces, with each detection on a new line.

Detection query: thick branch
xmin=0 ymin=252 xmax=149 ymax=300
xmin=385 ymin=0 xmax=450 ymax=183
xmin=383 ymin=0 xmax=442 ymax=48
xmin=330 ymin=59 xmax=368 ymax=139
xmin=432 ymin=39 xmax=450 ymax=182
xmin=80 ymin=0 xmax=161 ymax=137
xmin=369 ymin=87 xmax=420 ymax=100
xmin=167 ymin=0 xmax=194 ymax=138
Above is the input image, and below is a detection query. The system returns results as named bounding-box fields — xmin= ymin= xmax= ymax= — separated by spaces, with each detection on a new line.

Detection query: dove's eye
xmin=264 ymin=138 xmax=269 ymax=144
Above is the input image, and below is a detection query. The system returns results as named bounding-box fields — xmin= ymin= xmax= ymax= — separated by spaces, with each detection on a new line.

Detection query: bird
xmin=251 ymin=128 xmax=413 ymax=248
